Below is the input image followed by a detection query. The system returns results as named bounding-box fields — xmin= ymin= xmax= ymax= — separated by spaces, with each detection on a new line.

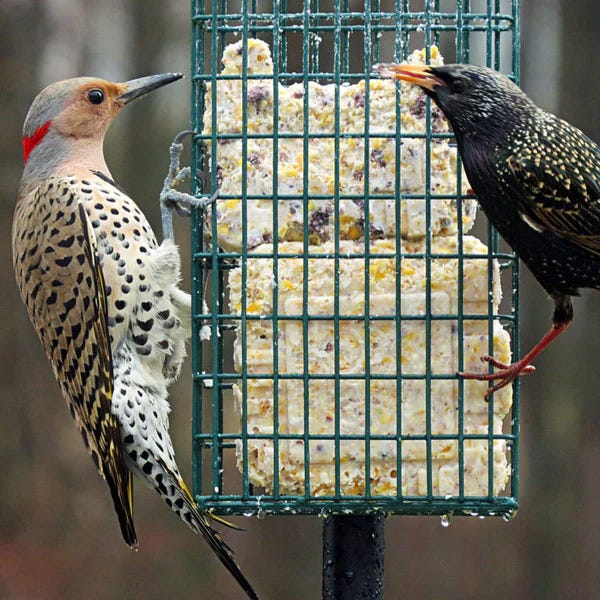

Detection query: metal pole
xmin=322 ymin=515 xmax=385 ymax=600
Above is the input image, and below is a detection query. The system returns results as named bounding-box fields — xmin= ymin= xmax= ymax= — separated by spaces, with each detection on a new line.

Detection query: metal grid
xmin=190 ymin=0 xmax=520 ymax=518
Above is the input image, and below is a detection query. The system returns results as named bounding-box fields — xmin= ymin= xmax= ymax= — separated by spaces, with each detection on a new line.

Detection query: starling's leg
xmin=459 ymin=321 xmax=571 ymax=398
xmin=459 ymin=294 xmax=573 ymax=398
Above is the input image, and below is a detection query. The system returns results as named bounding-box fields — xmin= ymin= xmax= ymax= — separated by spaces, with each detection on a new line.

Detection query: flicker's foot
xmin=162 ymin=187 xmax=218 ymax=216
xmin=160 ymin=130 xmax=219 ymax=239
xmin=458 ymin=356 xmax=536 ymax=399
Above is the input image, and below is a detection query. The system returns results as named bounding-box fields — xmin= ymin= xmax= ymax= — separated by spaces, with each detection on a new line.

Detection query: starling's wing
xmin=12 ymin=179 xmax=137 ymax=548
xmin=506 ymin=128 xmax=600 ymax=255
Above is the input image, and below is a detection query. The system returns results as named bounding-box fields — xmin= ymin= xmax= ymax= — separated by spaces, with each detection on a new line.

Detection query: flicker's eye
xmin=87 ymin=89 xmax=105 ymax=105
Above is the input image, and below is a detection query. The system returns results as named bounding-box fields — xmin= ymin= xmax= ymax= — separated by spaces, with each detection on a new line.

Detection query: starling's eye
xmin=87 ymin=89 xmax=105 ymax=105
xmin=449 ymin=78 xmax=468 ymax=94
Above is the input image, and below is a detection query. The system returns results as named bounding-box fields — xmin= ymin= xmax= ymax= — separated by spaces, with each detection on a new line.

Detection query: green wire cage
xmin=189 ymin=0 xmax=520 ymax=522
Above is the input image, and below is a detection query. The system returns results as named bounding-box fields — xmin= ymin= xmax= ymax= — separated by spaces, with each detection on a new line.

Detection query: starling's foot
xmin=458 ymin=356 xmax=536 ymax=399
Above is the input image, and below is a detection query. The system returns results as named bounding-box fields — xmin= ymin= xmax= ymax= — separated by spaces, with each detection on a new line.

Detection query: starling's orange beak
xmin=375 ymin=64 xmax=445 ymax=92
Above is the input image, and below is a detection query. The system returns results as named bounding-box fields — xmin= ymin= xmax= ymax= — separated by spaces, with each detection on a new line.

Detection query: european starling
xmin=377 ymin=63 xmax=600 ymax=396
xmin=13 ymin=75 xmax=258 ymax=600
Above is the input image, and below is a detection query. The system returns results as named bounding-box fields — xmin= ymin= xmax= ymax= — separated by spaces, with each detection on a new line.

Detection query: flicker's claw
xmin=173 ymin=129 xmax=194 ymax=145
xmin=173 ymin=165 xmax=191 ymax=187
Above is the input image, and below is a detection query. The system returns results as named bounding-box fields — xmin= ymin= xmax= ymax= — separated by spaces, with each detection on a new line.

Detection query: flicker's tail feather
xmin=194 ymin=514 xmax=259 ymax=600
xmin=113 ymin=359 xmax=259 ymax=600
xmin=106 ymin=469 xmax=138 ymax=549
xmin=152 ymin=467 xmax=259 ymax=599
xmin=163 ymin=473 xmax=258 ymax=599
xmin=154 ymin=462 xmax=258 ymax=599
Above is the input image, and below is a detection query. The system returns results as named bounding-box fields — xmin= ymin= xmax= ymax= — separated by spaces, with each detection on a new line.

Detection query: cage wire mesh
xmin=190 ymin=0 xmax=520 ymax=518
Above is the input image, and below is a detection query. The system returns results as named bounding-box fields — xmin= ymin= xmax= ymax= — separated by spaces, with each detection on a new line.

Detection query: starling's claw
xmin=458 ymin=357 xmax=536 ymax=399
xmin=478 ymin=354 xmax=536 ymax=375
xmin=483 ymin=378 xmax=516 ymax=400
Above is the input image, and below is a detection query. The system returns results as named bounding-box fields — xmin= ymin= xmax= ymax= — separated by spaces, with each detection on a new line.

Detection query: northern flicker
xmin=13 ymin=75 xmax=258 ymax=600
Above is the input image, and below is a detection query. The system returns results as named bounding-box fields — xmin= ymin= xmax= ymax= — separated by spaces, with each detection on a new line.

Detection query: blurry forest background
xmin=1 ymin=1 xmax=599 ymax=599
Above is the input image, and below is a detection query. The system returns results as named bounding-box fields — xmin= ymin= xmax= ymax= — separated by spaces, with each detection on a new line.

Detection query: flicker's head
xmin=22 ymin=73 xmax=183 ymax=165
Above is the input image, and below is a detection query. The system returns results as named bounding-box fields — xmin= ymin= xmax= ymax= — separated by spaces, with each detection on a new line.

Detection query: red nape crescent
xmin=23 ymin=120 xmax=51 ymax=163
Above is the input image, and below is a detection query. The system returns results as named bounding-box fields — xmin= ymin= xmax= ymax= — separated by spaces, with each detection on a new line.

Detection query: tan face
xmin=52 ymin=79 xmax=127 ymax=140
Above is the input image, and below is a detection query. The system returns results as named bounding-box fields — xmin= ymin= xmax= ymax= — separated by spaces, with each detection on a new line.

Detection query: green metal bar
xmin=301 ymin=0 xmax=312 ymax=500
xmin=363 ymin=0 xmax=373 ymax=501
xmin=333 ymin=0 xmax=342 ymax=501
xmin=190 ymin=0 xmax=203 ymax=498
xmin=510 ymin=0 xmax=521 ymax=507
xmin=394 ymin=0 xmax=404 ymax=501
xmin=194 ymin=432 xmax=517 ymax=442
xmin=456 ymin=0 xmax=466 ymax=502
xmin=424 ymin=2 xmax=433 ymax=500
xmin=271 ymin=0 xmax=282 ymax=503
xmin=196 ymin=497 xmax=519 ymax=517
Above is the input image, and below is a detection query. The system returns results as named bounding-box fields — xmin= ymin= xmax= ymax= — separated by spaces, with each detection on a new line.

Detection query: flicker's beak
xmin=375 ymin=64 xmax=444 ymax=92
xmin=116 ymin=73 xmax=184 ymax=105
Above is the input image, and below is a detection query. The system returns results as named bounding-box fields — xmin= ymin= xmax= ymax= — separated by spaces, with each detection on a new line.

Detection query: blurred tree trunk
xmin=557 ymin=3 xmax=600 ymax=599
xmin=111 ymin=1 xmax=174 ymax=231
xmin=0 ymin=0 xmax=53 ymax=525
xmin=518 ymin=2 xmax=600 ymax=599
xmin=559 ymin=0 xmax=600 ymax=138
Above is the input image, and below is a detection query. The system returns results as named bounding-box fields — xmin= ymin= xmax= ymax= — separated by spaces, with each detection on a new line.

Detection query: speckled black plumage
xmin=423 ymin=66 xmax=600 ymax=319
xmin=381 ymin=62 xmax=600 ymax=392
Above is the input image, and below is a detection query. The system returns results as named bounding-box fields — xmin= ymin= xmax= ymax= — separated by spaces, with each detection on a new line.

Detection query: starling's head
xmin=377 ymin=63 xmax=534 ymax=141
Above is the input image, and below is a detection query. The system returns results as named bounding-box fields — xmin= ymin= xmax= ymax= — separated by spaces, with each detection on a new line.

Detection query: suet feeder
xmin=189 ymin=1 xmax=520 ymax=595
